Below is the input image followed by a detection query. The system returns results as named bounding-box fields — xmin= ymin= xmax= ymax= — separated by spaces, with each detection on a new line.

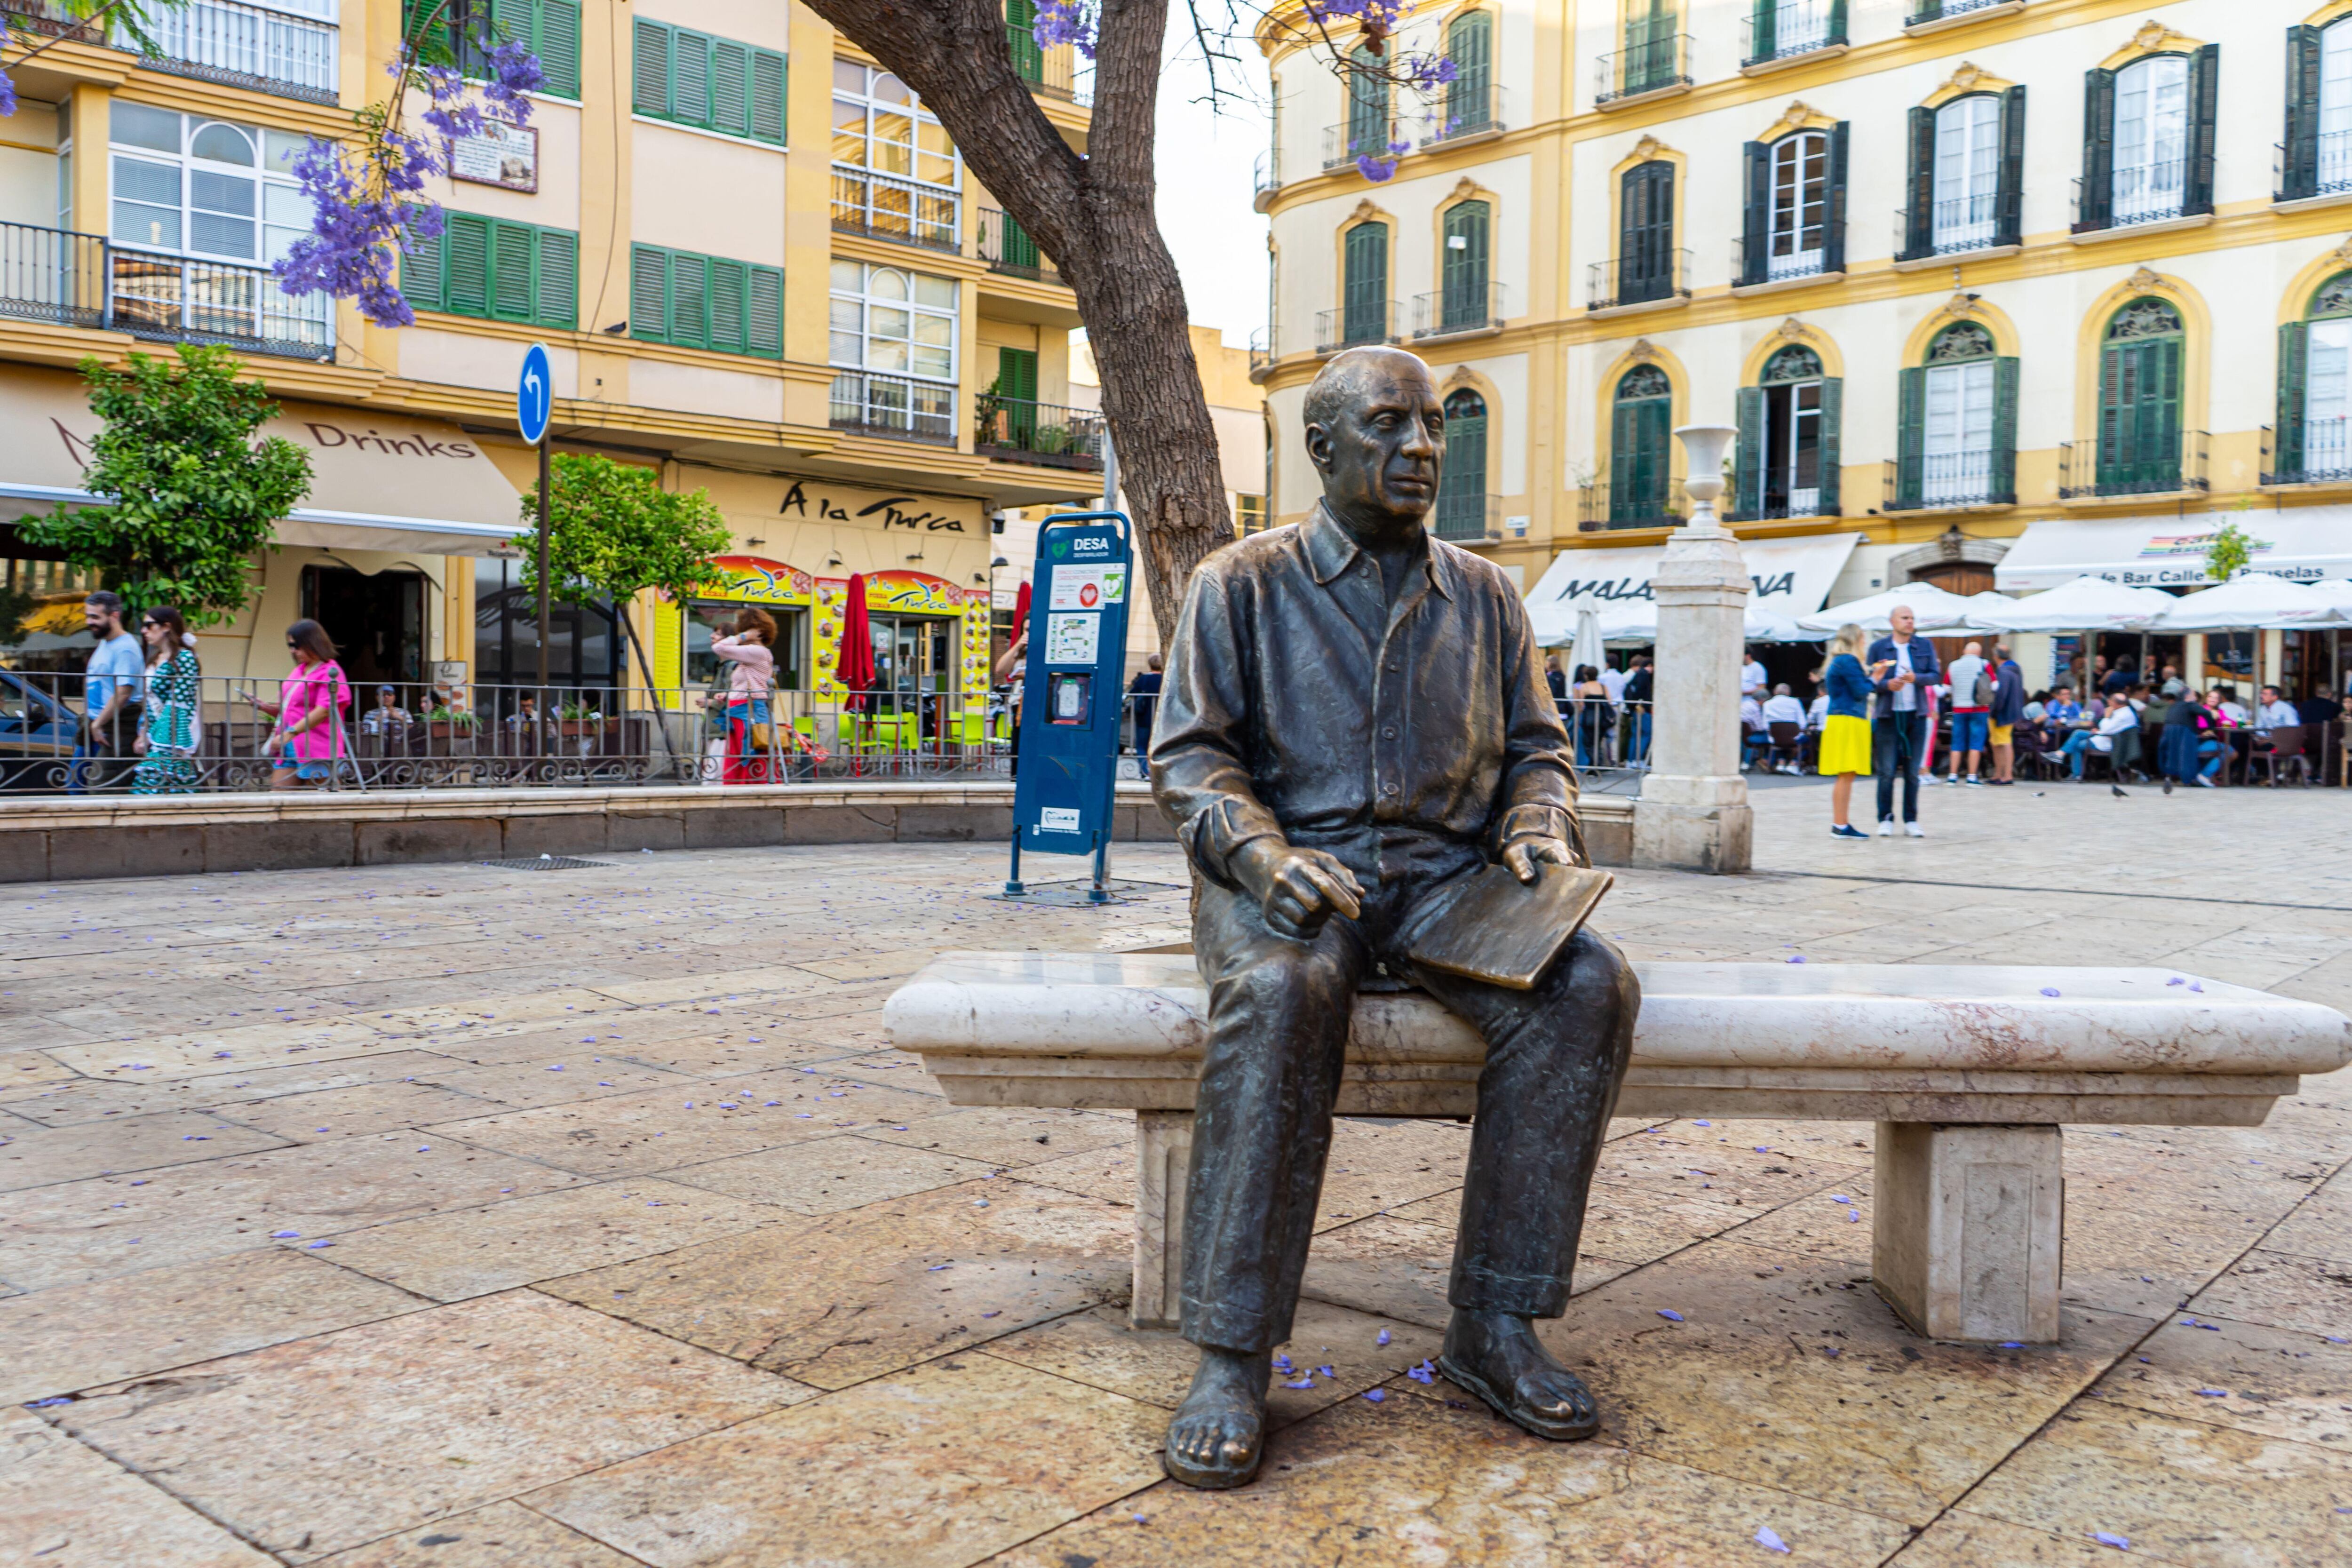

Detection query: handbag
xmin=747 ymin=721 xmax=774 ymax=751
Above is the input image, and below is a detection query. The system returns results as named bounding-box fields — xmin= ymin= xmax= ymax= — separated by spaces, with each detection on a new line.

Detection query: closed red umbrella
xmin=834 ymin=573 xmax=875 ymax=713
xmin=1009 ymin=578 xmax=1031 ymax=646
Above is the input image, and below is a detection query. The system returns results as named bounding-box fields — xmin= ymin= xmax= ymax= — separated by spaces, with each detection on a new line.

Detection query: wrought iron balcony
xmin=1315 ymin=301 xmax=1398 ymax=354
xmin=2260 ymin=421 xmax=2352 ymax=487
xmin=1881 ymin=453 xmax=2013 ymax=512
xmin=1578 ymin=478 xmax=1689 ymax=531
xmin=977 ymin=207 xmax=1060 ymax=285
xmin=2276 ymin=133 xmax=2352 ymax=204
xmin=1732 ymin=234 xmax=1837 ymax=287
xmin=830 ymin=165 xmax=960 ymax=252
xmin=1006 ymin=21 xmax=1093 ymax=107
xmin=0 ymin=0 xmax=340 ymax=103
xmin=0 ymin=221 xmax=331 ymax=358
xmin=1742 ymin=0 xmax=1845 ymax=66
xmin=1323 ymin=118 xmax=1406 ymax=173
xmin=2058 ymin=431 xmax=2209 ymax=499
xmin=1894 ymin=194 xmax=2009 ymax=260
xmin=1410 ymin=282 xmax=1509 ymax=339
xmin=975 ymin=396 xmax=1103 ymax=470
xmin=1906 ymin=0 xmax=2012 ymax=26
xmin=829 ymin=368 xmax=956 ymax=445
xmin=1595 ymin=34 xmax=1691 ymax=105
xmin=1587 ymin=251 xmax=1692 ymax=312
xmin=0 ymin=220 xmax=109 ymax=330
xmin=1422 ymin=84 xmax=1508 ymax=146
xmin=1725 ymin=492 xmax=1837 ymax=523
xmin=2070 ymin=163 xmax=2190 ymax=233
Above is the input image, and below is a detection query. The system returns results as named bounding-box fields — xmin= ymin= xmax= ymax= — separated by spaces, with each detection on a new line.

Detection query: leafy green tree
xmin=21 ymin=346 xmax=311 ymax=625
xmin=514 ymin=453 xmax=733 ymax=708
xmin=2204 ymin=520 xmax=2255 ymax=583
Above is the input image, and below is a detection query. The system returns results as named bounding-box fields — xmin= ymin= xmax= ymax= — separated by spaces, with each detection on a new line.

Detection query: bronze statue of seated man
xmin=1146 ymin=345 xmax=1641 ymax=1489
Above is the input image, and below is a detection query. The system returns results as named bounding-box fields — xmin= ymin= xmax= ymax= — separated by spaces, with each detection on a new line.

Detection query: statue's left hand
xmin=1501 ymin=835 xmax=1579 ymax=885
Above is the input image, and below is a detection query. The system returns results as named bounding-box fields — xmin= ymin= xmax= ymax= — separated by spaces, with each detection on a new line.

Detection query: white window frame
xmin=107 ymin=108 xmax=310 ymax=266
xmin=1923 ymin=358 xmax=1995 ymax=504
xmin=830 ymin=59 xmax=960 ymax=190
xmin=2113 ymin=55 xmax=2189 ymax=225
xmin=1767 ymin=130 xmax=1827 ymax=280
xmin=2324 ymin=20 xmax=2352 ymax=193
xmin=1931 ymin=95 xmax=2000 ymax=252
xmin=2309 ymin=316 xmax=2352 ymax=477
xmin=828 ymin=259 xmax=958 ymax=383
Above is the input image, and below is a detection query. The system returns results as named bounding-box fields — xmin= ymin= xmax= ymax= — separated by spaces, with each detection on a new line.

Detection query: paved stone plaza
xmin=4 ymin=782 xmax=2350 ymax=1567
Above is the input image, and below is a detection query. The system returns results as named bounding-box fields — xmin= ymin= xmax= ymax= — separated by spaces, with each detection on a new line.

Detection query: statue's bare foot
xmin=1438 ymin=1308 xmax=1600 ymax=1441
xmin=1163 ymin=1346 xmax=1271 ymax=1489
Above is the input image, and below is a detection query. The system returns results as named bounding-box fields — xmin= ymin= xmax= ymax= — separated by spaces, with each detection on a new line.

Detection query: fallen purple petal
xmin=1362 ymin=1389 xmax=1386 ymax=1403
xmin=1755 ymin=1525 xmax=1791 ymax=1554
xmin=1658 ymin=1309 xmax=1685 ymax=1322
xmin=2093 ymin=1532 xmax=2130 ymax=1550
xmin=2040 ymin=987 xmax=2062 ymax=997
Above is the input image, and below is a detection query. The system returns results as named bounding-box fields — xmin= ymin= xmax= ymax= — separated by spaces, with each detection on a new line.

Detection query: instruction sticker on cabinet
xmin=1043 ymin=611 xmax=1101 ymax=666
xmin=1049 ymin=564 xmax=1127 ymax=611
xmin=1039 ymin=806 xmax=1081 ymax=834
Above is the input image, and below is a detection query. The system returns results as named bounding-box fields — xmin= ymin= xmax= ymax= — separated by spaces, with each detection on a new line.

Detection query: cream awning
xmin=1995 ymin=511 xmax=2352 ymax=592
xmin=1525 ymin=532 xmax=1863 ymax=645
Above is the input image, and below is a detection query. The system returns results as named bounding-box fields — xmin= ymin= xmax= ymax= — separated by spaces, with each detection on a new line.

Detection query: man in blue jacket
xmin=1867 ymin=604 xmax=1940 ymax=837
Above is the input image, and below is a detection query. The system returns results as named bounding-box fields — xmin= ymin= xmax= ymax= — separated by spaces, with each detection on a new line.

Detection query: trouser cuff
xmin=1448 ymin=1263 xmax=1571 ymax=1320
xmin=1179 ymin=1296 xmax=1281 ymax=1354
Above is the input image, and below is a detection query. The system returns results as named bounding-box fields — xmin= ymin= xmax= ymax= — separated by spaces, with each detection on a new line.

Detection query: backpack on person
xmin=1971 ymin=668 xmax=1994 ymax=708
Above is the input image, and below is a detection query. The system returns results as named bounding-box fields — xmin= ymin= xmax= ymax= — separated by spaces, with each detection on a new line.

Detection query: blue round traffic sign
xmin=516 ymin=343 xmax=552 ymax=446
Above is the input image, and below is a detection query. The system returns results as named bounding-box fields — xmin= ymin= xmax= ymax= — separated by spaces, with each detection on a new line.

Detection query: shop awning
xmin=1995 ymin=510 xmax=2352 ymax=592
xmin=0 ymin=366 xmax=524 ymax=557
xmin=1524 ymin=532 xmax=1862 ymax=646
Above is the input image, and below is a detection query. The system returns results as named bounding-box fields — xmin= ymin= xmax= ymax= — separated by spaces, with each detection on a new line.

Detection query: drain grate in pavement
xmin=480 ymin=855 xmax=612 ymax=871
xmin=986 ymin=877 xmax=1184 ymax=907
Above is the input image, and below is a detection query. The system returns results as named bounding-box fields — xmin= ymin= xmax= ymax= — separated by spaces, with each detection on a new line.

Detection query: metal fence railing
xmin=1316 ymin=300 xmax=1398 ymax=354
xmin=0 ymin=220 xmax=333 ymax=358
xmin=1595 ymin=35 xmax=1691 ymax=105
xmin=976 ymin=207 xmax=1059 ymax=283
xmin=828 ymin=368 xmax=957 ymax=444
xmin=1410 ymin=281 xmax=1510 ymax=339
xmin=1588 ymin=250 xmax=1692 ymax=311
xmin=1742 ymin=0 xmax=1843 ymax=66
xmin=974 ymin=396 xmax=1104 ymax=470
xmin=143 ymin=0 xmax=339 ymax=102
xmin=829 ymin=165 xmax=960 ymax=251
xmin=2058 ymin=430 xmax=2210 ymax=500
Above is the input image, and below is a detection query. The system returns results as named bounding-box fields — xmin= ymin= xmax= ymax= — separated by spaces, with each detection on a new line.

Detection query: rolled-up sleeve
xmin=1148 ymin=559 xmax=1286 ymax=885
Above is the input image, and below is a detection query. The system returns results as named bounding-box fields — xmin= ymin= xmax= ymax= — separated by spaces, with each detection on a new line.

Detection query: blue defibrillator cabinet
xmin=1007 ymin=512 xmax=1134 ymax=901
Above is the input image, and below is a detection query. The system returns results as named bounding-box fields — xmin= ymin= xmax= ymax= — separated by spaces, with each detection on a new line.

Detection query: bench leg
xmin=1132 ymin=1109 xmax=1193 ymax=1331
xmin=1872 ymin=1122 xmax=2063 ymax=1345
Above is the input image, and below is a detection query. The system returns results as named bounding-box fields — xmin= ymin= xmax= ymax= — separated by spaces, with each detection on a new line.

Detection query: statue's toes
xmin=1517 ymin=1367 xmax=1599 ymax=1430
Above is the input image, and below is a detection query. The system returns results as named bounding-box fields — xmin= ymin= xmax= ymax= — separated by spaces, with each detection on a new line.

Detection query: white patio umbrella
xmin=1960 ymin=590 xmax=2023 ymax=632
xmin=1571 ymin=608 xmax=1605 ymax=680
xmin=1743 ymin=601 xmax=1828 ymax=643
xmin=1797 ymin=582 xmax=1983 ymax=634
xmin=2150 ymin=573 xmax=2350 ymax=632
xmin=2299 ymin=579 xmax=2352 ymax=615
xmin=1969 ymin=573 xmax=2173 ymax=633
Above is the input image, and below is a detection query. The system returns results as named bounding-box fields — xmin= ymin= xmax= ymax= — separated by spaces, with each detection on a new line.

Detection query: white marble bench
xmin=884 ymin=953 xmax=2352 ymax=1345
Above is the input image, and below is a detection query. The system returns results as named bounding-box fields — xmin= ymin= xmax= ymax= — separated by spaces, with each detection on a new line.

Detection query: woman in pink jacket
xmin=242 ymin=619 xmax=353 ymax=789
xmin=711 ymin=607 xmax=777 ymax=784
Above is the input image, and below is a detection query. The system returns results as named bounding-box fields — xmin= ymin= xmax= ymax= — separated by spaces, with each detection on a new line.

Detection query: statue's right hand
xmin=1231 ymin=839 xmax=1364 ymax=941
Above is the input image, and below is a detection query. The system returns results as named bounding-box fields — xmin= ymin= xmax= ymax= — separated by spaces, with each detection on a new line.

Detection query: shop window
xmin=472 ymin=558 xmax=620 ymax=690
xmin=685 ymin=601 xmax=806 ymax=690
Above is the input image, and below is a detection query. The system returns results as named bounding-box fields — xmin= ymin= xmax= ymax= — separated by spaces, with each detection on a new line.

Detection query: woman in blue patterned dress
xmin=131 ymin=605 xmax=202 ymax=795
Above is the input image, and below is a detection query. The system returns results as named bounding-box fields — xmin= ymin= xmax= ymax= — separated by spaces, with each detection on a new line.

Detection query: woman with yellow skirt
xmin=1818 ymin=623 xmax=1875 ymax=840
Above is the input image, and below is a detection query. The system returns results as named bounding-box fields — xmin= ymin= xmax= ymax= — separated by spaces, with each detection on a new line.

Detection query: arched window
xmin=1931 ymin=95 xmax=2001 ymax=250
xmin=2096 ymin=297 xmax=2185 ymax=494
xmin=1434 ymin=389 xmax=1488 ymax=540
xmin=1616 ymin=161 xmax=1676 ymax=305
xmin=1444 ymin=11 xmax=1494 ymax=137
xmin=1340 ymin=220 xmax=1389 ymax=347
xmin=1438 ymin=200 xmax=1491 ymax=333
xmin=1734 ymin=345 xmax=1839 ymax=520
xmin=1609 ymin=364 xmax=1674 ymax=526
xmin=2275 ymin=271 xmax=2352 ymax=484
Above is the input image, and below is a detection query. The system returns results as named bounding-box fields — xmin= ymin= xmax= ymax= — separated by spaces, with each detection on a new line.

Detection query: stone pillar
xmin=1634 ymin=425 xmax=1753 ymax=874
xmin=1873 ymin=1122 xmax=2064 ymax=1345
xmin=1131 ymin=1109 xmax=1193 ymax=1330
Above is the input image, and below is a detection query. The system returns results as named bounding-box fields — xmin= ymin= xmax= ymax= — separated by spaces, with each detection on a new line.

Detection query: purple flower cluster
xmin=0 ymin=16 xmax=18 ymax=119
xmin=1032 ymin=0 xmax=1096 ymax=60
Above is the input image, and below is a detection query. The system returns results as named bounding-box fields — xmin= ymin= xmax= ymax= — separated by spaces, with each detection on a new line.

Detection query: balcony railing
xmin=977 ymin=207 xmax=1058 ymax=284
xmin=1906 ymin=0 xmax=2011 ymax=25
xmin=1579 ymin=478 xmax=1688 ymax=531
xmin=1410 ymin=282 xmax=1510 ymax=339
xmin=1253 ymin=147 xmax=1281 ymax=203
xmin=975 ymin=397 xmax=1103 ymax=470
xmin=1732 ymin=234 xmax=1836 ymax=287
xmin=1726 ymin=491 xmax=1836 ymax=523
xmin=1423 ymin=84 xmax=1509 ymax=145
xmin=0 ymin=221 xmax=332 ymax=358
xmin=2277 ymin=132 xmax=2352 ymax=203
xmin=2071 ymin=161 xmax=2189 ymax=232
xmin=1742 ymin=0 xmax=1844 ymax=65
xmin=143 ymin=0 xmax=339 ymax=103
xmin=829 ymin=368 xmax=956 ymax=445
xmin=0 ymin=0 xmax=106 ymax=42
xmin=1431 ymin=492 xmax=1501 ymax=543
xmin=2261 ymin=420 xmax=2352 ymax=486
xmin=1248 ymin=324 xmax=1276 ymax=373
xmin=1588 ymin=251 xmax=1692 ymax=311
xmin=1881 ymin=452 xmax=2013 ymax=511
xmin=1316 ymin=300 xmax=1397 ymax=354
xmin=1007 ymin=21 xmax=1094 ymax=106
xmin=1323 ymin=117 xmax=1406 ymax=173
xmin=1595 ymin=34 xmax=1691 ymax=105
xmin=831 ymin=165 xmax=960 ymax=252
xmin=1896 ymin=193 xmax=2005 ymax=259
xmin=2058 ymin=431 xmax=2209 ymax=499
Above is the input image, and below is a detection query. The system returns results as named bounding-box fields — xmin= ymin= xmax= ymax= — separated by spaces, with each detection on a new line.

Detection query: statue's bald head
xmin=1301 ymin=345 xmax=1444 ymax=535
xmin=1303 ymin=346 xmax=1437 ymax=433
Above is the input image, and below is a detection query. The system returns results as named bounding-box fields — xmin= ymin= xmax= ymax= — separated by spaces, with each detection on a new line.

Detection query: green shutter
xmin=1441 ymin=200 xmax=1488 ymax=327
xmin=630 ymin=244 xmax=669 ymax=341
xmin=2286 ymin=25 xmax=2322 ymax=202
xmin=1748 ymin=0 xmax=1774 ymax=64
xmin=671 ymin=251 xmax=707 ymax=348
xmin=403 ymin=0 xmax=444 ymax=53
xmin=1007 ymin=0 xmax=1042 ymax=84
xmin=1900 ymin=106 xmax=1933 ymax=259
xmin=751 ymin=49 xmax=787 ymax=143
xmin=402 ymin=223 xmax=444 ymax=313
xmin=2079 ymin=69 xmax=2114 ymax=232
xmin=747 ymin=266 xmax=782 ymax=357
xmin=997 ymin=346 xmax=1039 ymax=402
xmin=1734 ymin=385 xmax=1764 ymax=517
xmin=1824 ymin=121 xmax=1849 ymax=274
xmin=536 ymin=0 xmax=580 ymax=98
xmin=708 ymin=258 xmax=747 ymax=352
xmin=534 ymin=227 xmax=576 ymax=328
xmin=1828 ymin=0 xmax=1846 ymax=44
xmin=710 ymin=41 xmax=750 ymax=137
xmin=633 ymin=19 xmax=671 ymax=117
xmin=2185 ymin=45 xmax=2219 ymax=215
xmin=2278 ymin=322 xmax=2309 ymax=479
xmin=1817 ymin=377 xmax=1842 ymax=514
xmin=674 ymin=31 xmax=710 ymax=125
xmin=1895 ymin=366 xmax=1925 ymax=508
xmin=1990 ymin=356 xmax=2019 ymax=503
xmin=444 ymin=212 xmax=491 ymax=315
xmin=1995 ymin=86 xmax=2026 ymax=247
xmin=1445 ymin=11 xmax=1491 ymax=130
xmin=1739 ymin=141 xmax=1767 ymax=286
xmin=491 ymin=220 xmax=535 ymax=320
xmin=1343 ymin=221 xmax=1387 ymax=343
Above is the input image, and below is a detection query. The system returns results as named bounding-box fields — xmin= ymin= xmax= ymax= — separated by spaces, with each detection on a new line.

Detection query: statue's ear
xmin=1302 ymin=420 xmax=1334 ymax=475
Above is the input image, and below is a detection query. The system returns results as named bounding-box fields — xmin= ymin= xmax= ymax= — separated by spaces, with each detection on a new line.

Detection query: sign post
xmin=516 ymin=343 xmax=554 ymax=687
xmin=1007 ymin=511 xmax=1134 ymax=903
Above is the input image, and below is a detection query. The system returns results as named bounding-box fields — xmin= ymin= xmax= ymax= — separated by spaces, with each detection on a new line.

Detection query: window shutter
xmin=1824 ymin=121 xmax=1849 ymax=274
xmin=1739 ymin=142 xmax=1768 ymax=287
xmin=1748 ymin=0 xmax=1773 ymax=65
xmin=492 ymin=220 xmax=536 ymax=320
xmin=2277 ymin=322 xmax=2308 ymax=479
xmin=1816 ymin=377 xmax=1843 ymax=514
xmin=1609 ymin=399 xmax=1640 ymax=520
xmin=1734 ymin=385 xmax=1764 ymax=517
xmin=402 ymin=0 xmax=439 ymax=51
xmin=2078 ymin=69 xmax=2115 ymax=233
xmin=402 ymin=223 xmax=443 ymax=313
xmin=710 ymin=40 xmax=750 ymax=137
xmin=1827 ymin=0 xmax=1846 ymax=45
xmin=535 ymin=227 xmax=576 ymax=327
xmin=2285 ymin=26 xmax=2322 ymax=202
xmin=629 ymin=244 xmax=669 ymax=341
xmin=671 ymin=252 xmax=708 ymax=348
xmin=998 ymin=346 xmax=1038 ymax=402
xmin=1895 ymin=366 xmax=1925 ymax=508
xmin=708 ymin=258 xmax=747 ymax=352
xmin=674 ymin=31 xmax=711 ymax=127
xmin=747 ymin=266 xmax=782 ymax=356
xmin=1990 ymin=356 xmax=2019 ymax=503
xmin=537 ymin=0 xmax=580 ymax=97
xmin=444 ymin=212 xmax=491 ymax=315
xmin=632 ymin=19 xmax=670 ymax=117
xmin=2185 ymin=44 xmax=2219 ymax=215
xmin=751 ymin=49 xmax=787 ymax=143
xmin=1900 ymin=107 xmax=1934 ymax=260
xmin=1995 ymin=86 xmax=2026 ymax=247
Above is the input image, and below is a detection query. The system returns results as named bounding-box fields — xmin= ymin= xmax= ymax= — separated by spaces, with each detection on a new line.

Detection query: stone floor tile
xmin=216 ymin=1082 xmax=501 ymax=1143
xmin=1887 ymin=1511 xmax=2157 ymax=1567
xmin=1591 ymin=1122 xmax=1861 ymax=1206
xmin=309 ymin=1502 xmax=644 ymax=1568
xmin=1960 ymin=1399 xmax=2352 ymax=1567
xmin=0 ymin=1109 xmax=290 ymax=1191
xmin=859 ymin=1104 xmax=1137 ymax=1169
xmin=526 ymin=1354 xmax=1167 ymax=1568
xmin=2085 ymin=1314 xmax=2352 ymax=1450
xmin=811 ymin=1048 xmax=944 ymax=1096
xmin=1535 ymin=1239 xmax=2157 ymax=1527
xmin=541 ymin=1178 xmax=1132 ymax=1388
xmin=0 ymin=1051 xmax=85 ymax=1096
xmin=2184 ymin=1249 xmax=2352 ymax=1339
xmin=1296 ymin=1213 xmax=1461 ymax=1329
xmin=1308 ymin=1118 xmax=1473 ymax=1229
xmin=2059 ymin=1167 xmax=2293 ymax=1320
xmin=44 ymin=1016 xmax=397 ymax=1081
xmin=586 ymin=966 xmax=834 ymax=1006
xmin=981 ymin=1300 xmax=1441 ymax=1425
xmin=0 ymin=1245 xmax=423 ymax=1405
xmin=1013 ymin=1140 xmax=1134 ymax=1205
xmin=407 ymin=1054 xmax=691 ymax=1109
xmin=987 ymin=1391 xmax=1912 ymax=1568
xmin=2259 ymin=1169 xmax=2352 ymax=1263
xmin=54 ymin=1290 xmax=808 ymax=1563
xmin=0 ymin=1134 xmax=586 ymax=1290
xmin=313 ymin=1178 xmax=778 ymax=1301
xmin=1712 ymin=1179 xmax=1876 ymax=1264
xmin=5 ymin=1052 xmax=460 ymax=1127
xmin=0 ymin=1406 xmax=278 ymax=1568
xmin=661 ymin=1135 xmax=999 ymax=1216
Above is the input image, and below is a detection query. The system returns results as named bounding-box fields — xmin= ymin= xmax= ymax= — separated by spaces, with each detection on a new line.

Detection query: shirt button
xmin=1386 ymin=663 xmax=1399 ymax=673
xmin=1382 ymin=726 xmax=1396 ymax=739
xmin=1381 ymin=782 xmax=1399 ymax=796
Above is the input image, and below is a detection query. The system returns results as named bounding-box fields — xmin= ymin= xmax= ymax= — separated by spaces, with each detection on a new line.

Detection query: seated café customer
xmin=1740 ymin=693 xmax=1771 ymax=771
xmin=1760 ymin=683 xmax=1806 ymax=776
xmin=361 ymin=686 xmax=410 ymax=736
xmin=2295 ymin=685 xmax=2342 ymax=729
xmin=2255 ymin=685 xmax=2296 ymax=732
xmin=2047 ymin=685 xmax=2142 ymax=781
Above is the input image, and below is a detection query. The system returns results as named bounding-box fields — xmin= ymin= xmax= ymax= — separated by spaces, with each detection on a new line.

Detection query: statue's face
xmin=1305 ymin=354 xmax=1445 ymax=529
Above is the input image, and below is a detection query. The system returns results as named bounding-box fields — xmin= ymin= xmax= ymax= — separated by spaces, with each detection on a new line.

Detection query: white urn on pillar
xmin=1632 ymin=424 xmax=1754 ymax=874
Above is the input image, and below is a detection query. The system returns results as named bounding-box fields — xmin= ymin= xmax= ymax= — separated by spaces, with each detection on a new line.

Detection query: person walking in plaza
xmin=1621 ymin=654 xmax=1653 ymax=763
xmin=1868 ymin=604 xmax=1939 ymax=836
xmin=69 ymin=590 xmax=144 ymax=793
xmin=1818 ymin=624 xmax=1873 ymax=838
xmin=130 ymin=606 xmax=202 ymax=796
xmin=1944 ymin=640 xmax=1991 ymax=786
xmin=1127 ymin=653 xmax=1164 ymax=769
xmin=242 ymin=620 xmax=352 ymax=789
xmin=710 ymin=607 xmax=778 ymax=785
xmin=1987 ymin=645 xmax=2025 ymax=786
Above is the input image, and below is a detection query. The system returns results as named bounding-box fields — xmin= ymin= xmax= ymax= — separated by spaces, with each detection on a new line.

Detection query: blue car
xmin=0 ymin=671 xmax=80 ymax=790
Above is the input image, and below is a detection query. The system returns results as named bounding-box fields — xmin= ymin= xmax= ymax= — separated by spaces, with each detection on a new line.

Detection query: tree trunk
xmin=798 ymin=0 xmax=1233 ymax=647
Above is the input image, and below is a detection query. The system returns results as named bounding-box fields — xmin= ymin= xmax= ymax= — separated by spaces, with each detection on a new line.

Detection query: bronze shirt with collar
xmin=1149 ymin=501 xmax=1581 ymax=890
